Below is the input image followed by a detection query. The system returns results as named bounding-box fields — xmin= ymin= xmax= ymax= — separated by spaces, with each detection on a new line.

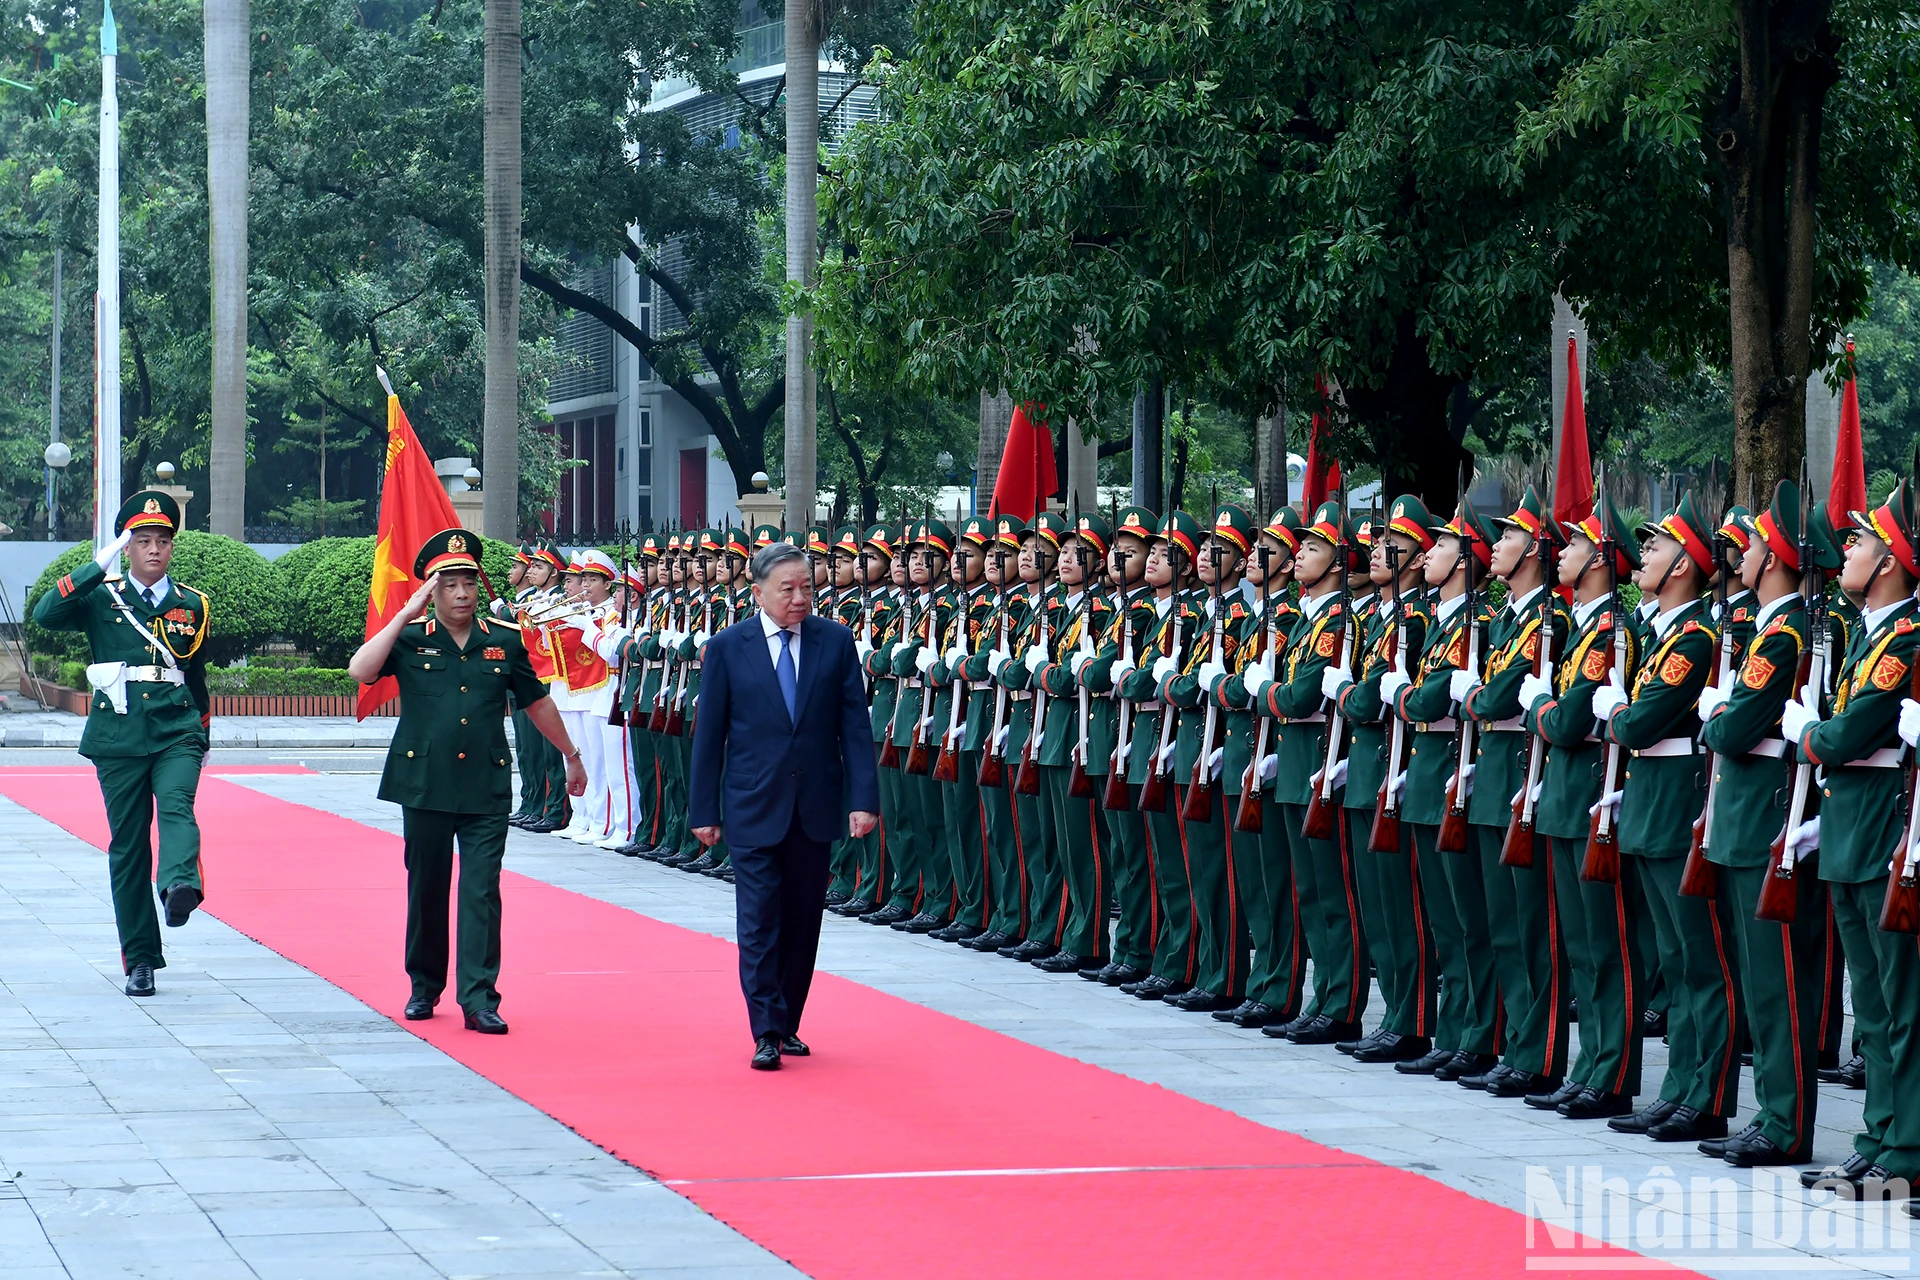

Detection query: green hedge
xmin=205 ymin=666 xmax=357 ymax=696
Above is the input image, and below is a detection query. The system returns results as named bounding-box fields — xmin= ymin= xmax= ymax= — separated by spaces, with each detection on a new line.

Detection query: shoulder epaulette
xmin=1899 ymin=617 xmax=1916 ymax=635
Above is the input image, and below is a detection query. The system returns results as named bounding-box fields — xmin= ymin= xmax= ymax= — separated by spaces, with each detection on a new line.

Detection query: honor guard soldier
xmin=1597 ymin=494 xmax=1737 ymax=1143
xmin=852 ymin=524 xmax=907 ymax=921
xmin=1250 ymin=499 xmax=1372 ymax=1045
xmin=1793 ymin=481 xmax=1920 ymax=1193
xmin=34 ymin=489 xmax=211 ymax=997
xmin=927 ymin=514 xmax=999 ymax=942
xmin=1519 ymin=492 xmax=1645 ymax=1119
xmin=1073 ymin=506 xmax=1161 ymax=985
xmin=1324 ymin=495 xmax=1435 ymax=1063
xmin=885 ymin=518 xmax=961 ymax=932
xmin=1698 ymin=481 xmax=1842 ymax=1166
xmin=1457 ymin=486 xmax=1571 ymax=1096
xmin=825 ymin=525 xmax=879 ymax=908
xmin=347 ymin=529 xmax=587 ymax=1032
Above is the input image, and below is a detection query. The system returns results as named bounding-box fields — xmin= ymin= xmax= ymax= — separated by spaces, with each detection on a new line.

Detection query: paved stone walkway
xmin=2 ymin=749 xmax=1909 ymax=1278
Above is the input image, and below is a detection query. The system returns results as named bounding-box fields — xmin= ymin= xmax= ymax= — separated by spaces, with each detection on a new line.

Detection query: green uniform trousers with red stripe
xmin=1726 ymin=863 xmax=1826 ymax=1157
xmin=941 ymin=753 xmax=993 ymax=931
xmin=1280 ymin=803 xmax=1368 ymax=1025
xmin=1828 ymin=876 xmax=1920 ymax=1178
xmin=980 ymin=771 xmax=1026 ymax=937
xmin=1635 ymin=853 xmax=1742 ymax=1115
xmin=1412 ymin=824 xmax=1500 ymax=1055
xmin=97 ymin=741 xmax=206 ymax=973
xmin=1551 ymin=837 xmax=1645 ymax=1098
xmin=1232 ymin=813 xmax=1304 ymax=1018
xmin=1104 ymin=805 xmax=1156 ymax=971
xmin=1142 ymin=804 xmax=1196 ymax=985
xmin=1472 ymin=823 xmax=1569 ymax=1080
xmin=1349 ymin=811 xmax=1433 ymax=1038
xmin=1178 ymin=787 xmax=1248 ymax=1002
xmin=1044 ymin=766 xmax=1111 ymax=962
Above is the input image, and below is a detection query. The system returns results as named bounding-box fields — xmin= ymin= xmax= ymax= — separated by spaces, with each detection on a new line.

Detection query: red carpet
xmin=0 ymin=767 xmax=1691 ymax=1278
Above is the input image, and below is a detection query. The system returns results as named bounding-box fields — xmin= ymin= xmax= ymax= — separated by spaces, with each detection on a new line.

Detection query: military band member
xmin=348 ymin=529 xmax=587 ymax=1032
xmin=34 ymin=490 xmax=211 ymax=997
xmin=512 ymin=543 xmax=572 ymax=832
xmin=553 ymin=550 xmax=621 ymax=843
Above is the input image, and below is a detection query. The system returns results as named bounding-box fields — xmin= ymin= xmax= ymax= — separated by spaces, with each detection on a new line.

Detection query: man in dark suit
xmin=691 ymin=541 xmax=881 ymax=1070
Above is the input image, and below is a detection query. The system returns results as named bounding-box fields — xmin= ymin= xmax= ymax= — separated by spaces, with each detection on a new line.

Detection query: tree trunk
xmin=783 ymin=0 xmax=819 ymax=529
xmin=1253 ymin=391 xmax=1286 ymax=518
xmin=1717 ymin=0 xmax=1838 ymax=503
xmin=204 ymin=0 xmax=248 ymax=540
xmin=1340 ymin=312 xmax=1469 ymax=510
xmin=977 ymin=389 xmax=1012 ymax=514
xmin=1133 ymin=379 xmax=1163 ymax=512
xmin=482 ymin=0 xmax=522 ymax=539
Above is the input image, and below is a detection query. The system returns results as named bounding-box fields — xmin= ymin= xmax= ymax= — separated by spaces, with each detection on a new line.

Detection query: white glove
xmin=1510 ymin=780 xmax=1544 ymax=807
xmin=1388 ymin=770 xmax=1407 ymax=803
xmin=692 ymin=629 xmax=711 ymax=647
xmin=1452 ymin=762 xmax=1475 ymax=800
xmin=1779 ymin=698 xmax=1818 ymax=744
xmin=1901 ymin=698 xmax=1920 ymax=749
xmin=1449 ymin=669 xmax=1477 ymax=703
xmin=1030 ymin=729 xmax=1044 ymax=754
xmin=914 ymin=646 xmax=938 ymax=675
xmin=1197 ymin=658 xmax=1227 ymax=690
xmin=855 ymin=640 xmax=874 ymax=664
xmin=1206 ymin=746 xmax=1224 ymax=780
xmin=1069 ymin=651 xmax=1094 ymax=675
xmin=1379 ymin=671 xmax=1411 ymax=704
xmin=1023 ymin=645 xmax=1049 ymax=674
xmin=994 ymin=724 xmax=1010 ymax=750
xmin=1244 ymin=658 xmax=1275 ymax=689
xmin=1590 ymin=686 xmax=1628 ymax=722
xmin=1320 ymin=665 xmax=1353 ymax=701
xmin=945 ymin=645 xmax=970 ymax=669
xmin=1519 ymin=672 xmax=1552 ymax=710
xmin=1244 ymin=668 xmax=1274 ymax=705
xmin=1308 ymin=757 xmax=1348 ymax=793
xmin=1112 ymin=655 xmax=1138 ymax=683
xmin=94 ymin=528 xmax=132 ymax=571
xmin=1697 ymin=684 xmax=1731 ymax=722
xmin=1150 ymin=655 xmax=1178 ymax=682
xmin=1157 ymin=739 xmax=1179 ymax=769
xmin=988 ymin=646 xmax=1012 ymax=671
xmin=1258 ymin=753 xmax=1279 ymax=781
xmin=1587 ymin=789 xmax=1623 ymax=822
xmin=577 ymin=619 xmax=602 ymax=647
xmin=1788 ymin=816 xmax=1821 ymax=859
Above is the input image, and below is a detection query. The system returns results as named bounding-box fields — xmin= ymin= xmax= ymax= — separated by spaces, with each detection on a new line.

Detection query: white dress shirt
xmin=761 ymin=610 xmax=801 ymax=677
xmin=127 ymin=573 xmax=171 ymax=609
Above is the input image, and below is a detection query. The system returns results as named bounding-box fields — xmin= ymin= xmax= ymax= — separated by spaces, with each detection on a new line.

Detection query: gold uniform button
xmin=460 ymin=686 xmax=467 ymax=693
xmin=458 ymin=752 xmax=466 ymax=759
xmin=142 ymin=692 xmax=149 ymax=699
xmin=407 ymin=750 xmax=415 ymax=758
xmin=1824 ymin=788 xmax=1832 ymax=797
xmin=460 ymin=717 xmax=468 ymax=725
xmin=423 ymin=662 xmax=431 ymax=669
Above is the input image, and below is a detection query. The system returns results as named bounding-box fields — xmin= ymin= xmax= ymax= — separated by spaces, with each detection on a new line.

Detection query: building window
xmin=542 ymin=413 xmax=616 ymax=540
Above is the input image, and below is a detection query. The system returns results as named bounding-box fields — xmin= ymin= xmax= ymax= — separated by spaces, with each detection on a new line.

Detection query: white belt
xmin=1850 ymin=747 xmax=1904 ymax=768
xmin=1282 ymin=713 xmax=1326 ymax=725
xmin=969 ymin=681 xmax=992 ymax=692
xmin=125 ymin=666 xmax=185 ymax=685
xmin=1416 ymin=718 xmax=1457 ymax=733
xmin=1486 ymin=716 xmax=1526 ymax=732
xmin=1633 ymin=738 xmax=1697 ymax=758
xmin=1141 ymin=700 xmax=1164 ymax=712
xmin=1747 ymin=738 xmax=1788 ymax=758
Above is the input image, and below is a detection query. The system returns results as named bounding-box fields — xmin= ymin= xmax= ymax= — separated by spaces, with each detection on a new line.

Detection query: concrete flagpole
xmin=94 ymin=0 xmax=121 ymax=551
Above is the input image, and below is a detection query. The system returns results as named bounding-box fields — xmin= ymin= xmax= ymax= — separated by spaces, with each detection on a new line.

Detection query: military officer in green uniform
xmin=1697 ymin=481 xmax=1840 ymax=1166
xmin=1791 ymin=482 xmax=1920 ymax=1191
xmin=856 ymin=525 xmax=912 ymax=922
xmin=1519 ymin=494 xmax=1645 ymax=1119
xmin=34 ymin=490 xmax=212 ymax=997
xmin=348 ymin=530 xmax=587 ymax=1033
xmin=1596 ymin=494 xmax=1738 ymax=1143
xmin=887 ymin=519 xmax=962 ymax=932
xmin=1457 ymin=486 xmax=1570 ymax=1096
xmin=928 ymin=515 xmax=1001 ymax=942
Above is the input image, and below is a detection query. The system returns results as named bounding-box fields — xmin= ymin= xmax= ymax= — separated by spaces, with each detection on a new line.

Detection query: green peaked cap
xmin=1155 ymin=510 xmax=1202 ymax=558
xmin=116 ymin=489 xmax=181 ymax=536
xmin=1204 ymin=503 xmax=1256 ymax=554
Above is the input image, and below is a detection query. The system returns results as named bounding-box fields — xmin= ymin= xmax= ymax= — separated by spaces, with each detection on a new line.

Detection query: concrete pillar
xmin=977 ymin=389 xmax=1013 ymax=515
xmin=1805 ymin=359 xmax=1841 ymax=506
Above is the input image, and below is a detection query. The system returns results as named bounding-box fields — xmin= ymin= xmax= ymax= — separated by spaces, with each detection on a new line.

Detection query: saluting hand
xmin=405 ymin=573 xmax=441 ymax=617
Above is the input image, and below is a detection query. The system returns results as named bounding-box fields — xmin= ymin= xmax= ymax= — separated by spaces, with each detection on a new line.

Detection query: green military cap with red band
xmin=1073 ymin=512 xmax=1115 ymax=556
xmin=1204 ymin=503 xmax=1256 ymax=555
xmin=1427 ymin=498 xmax=1499 ymax=567
xmin=1566 ymin=493 xmax=1643 ymax=571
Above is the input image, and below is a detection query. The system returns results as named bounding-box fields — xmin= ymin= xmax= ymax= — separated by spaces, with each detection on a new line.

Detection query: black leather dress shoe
xmin=751 ymin=1033 xmax=782 ymax=1071
xmin=835 ymin=897 xmax=875 ymax=917
xmin=1801 ymin=1153 xmax=1873 ymax=1190
xmin=1214 ymin=1000 xmax=1257 ymax=1023
xmin=861 ymin=903 xmax=911 ymax=926
xmin=1336 ymin=1030 xmax=1378 ymax=1055
xmin=1460 ymin=1063 xmax=1509 ymax=1091
xmin=1648 ymin=1105 xmax=1727 ymax=1143
xmin=162 ymin=884 xmax=202 ymax=928
xmin=1559 ymin=1087 xmax=1632 ymax=1120
xmin=1489 ymin=1071 xmax=1558 ymax=1099
xmin=824 ymin=891 xmax=849 ymax=908
xmin=1641 ymin=1007 xmax=1667 ymax=1038
xmin=1173 ymin=988 xmax=1234 ymax=1012
xmin=1699 ymin=1122 xmax=1761 ymax=1159
xmin=1394 ymin=1047 xmax=1455 ymax=1075
xmin=1353 ymin=1033 xmax=1430 ymax=1064
xmin=1034 ymin=951 xmax=1088 ymax=973
xmin=938 ymin=924 xmax=985 ymax=944
xmin=1437 ymin=1051 xmax=1496 ymax=1082
xmin=1133 ymin=977 xmax=1188 ymax=1001
xmin=1003 ymin=940 xmax=1056 ymax=962
xmin=1232 ymin=1002 xmax=1280 ymax=1029
xmin=719 ymin=867 xmax=736 ymax=883
xmin=963 ymin=929 xmax=1013 ymax=951
xmin=463 ymin=1008 xmax=509 ymax=1034
xmin=1289 ymin=1016 xmax=1364 ymax=1045
xmin=525 ymin=820 xmax=562 ymax=833
xmin=1608 ymin=1098 xmax=1679 ymax=1135
xmin=683 ymin=853 xmax=720 ymax=874
xmin=1100 ymin=963 xmax=1148 ymax=986
xmin=1077 ymin=962 xmax=1112 ymax=981
xmin=1722 ymin=1131 xmax=1806 ymax=1167
xmin=1820 ymin=1053 xmax=1866 ymax=1088
xmin=1525 ymin=1079 xmax=1583 ymax=1110
xmin=125 ymin=964 xmax=155 ymax=997
xmin=891 ymin=911 xmax=941 ymax=932
xmin=403 ymin=996 xmax=435 ymax=1021
xmin=779 ymin=1035 xmax=809 ymax=1057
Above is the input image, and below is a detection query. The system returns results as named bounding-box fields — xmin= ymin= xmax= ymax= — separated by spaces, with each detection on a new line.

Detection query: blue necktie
xmin=777 ymin=629 xmax=798 ymax=722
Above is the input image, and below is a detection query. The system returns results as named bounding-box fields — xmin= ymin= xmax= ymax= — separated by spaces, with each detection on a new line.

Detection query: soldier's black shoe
xmin=898 ymin=912 xmax=948 ymax=934
xmin=1608 ymin=1098 xmax=1679 ymax=1135
xmin=463 ymin=1008 xmax=509 ymax=1034
xmin=1078 ymin=961 xmax=1114 ymax=981
xmin=1289 ymin=1016 xmax=1364 ymax=1045
xmin=404 ymin=995 xmax=435 ymax=1020
xmin=1393 ymin=1047 xmax=1455 ymax=1075
xmin=751 ymin=1033 xmax=782 ymax=1071
xmin=1488 ymin=1071 xmax=1559 ymax=1099
xmin=1098 ymin=963 xmax=1148 ymax=986
xmin=719 ymin=867 xmax=735 ymax=884
xmin=615 ymin=843 xmax=647 ymax=858
xmin=1559 ymin=1087 xmax=1632 ymax=1120
xmin=1640 ymin=1008 xmax=1667 ymax=1038
xmin=1801 ymin=1153 xmax=1873 ymax=1190
xmin=162 ymin=884 xmax=201 ymax=928
xmin=683 ymin=853 xmax=719 ymax=874
xmin=1353 ymin=1033 xmax=1430 ymax=1064
xmin=508 ymin=814 xmax=529 ymax=828
xmin=1118 ymin=973 xmax=1163 ymax=995
xmin=1172 ymin=988 xmax=1233 ymax=1012
xmin=1034 ymin=951 xmax=1088 ymax=973
xmin=1231 ymin=1002 xmax=1280 ymax=1029
xmin=1436 ymin=1051 xmax=1495 ymax=1082
xmin=1525 ymin=1079 xmax=1584 ymax=1110
xmin=1720 ymin=1131 xmax=1805 ymax=1167
xmin=525 ymin=820 xmax=563 ymax=833
xmin=929 ymin=921 xmax=978 ymax=942
xmin=779 ymin=1035 xmax=809 ymax=1057
xmin=124 ymin=964 xmax=155 ymax=997
xmin=1460 ymin=1063 xmax=1510 ymax=1091
xmin=1338 ymin=1028 xmax=1386 ymax=1056
xmin=834 ymin=897 xmax=876 ymax=918
xmin=1132 ymin=977 xmax=1188 ymax=1001
xmin=1649 ymin=1106 xmax=1726 ymax=1143
xmin=825 ymin=891 xmax=849 ymax=908
xmin=1002 ymin=940 xmax=1056 ymax=961
xmin=861 ymin=904 xmax=911 ymax=926
xmin=962 ymin=929 xmax=1012 ymax=951
xmin=1699 ymin=1122 xmax=1762 ymax=1159
xmin=1819 ymin=1053 xmax=1866 ymax=1087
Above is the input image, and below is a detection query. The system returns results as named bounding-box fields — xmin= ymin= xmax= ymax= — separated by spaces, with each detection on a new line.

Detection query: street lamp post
xmin=45 ymin=440 xmax=72 ymax=542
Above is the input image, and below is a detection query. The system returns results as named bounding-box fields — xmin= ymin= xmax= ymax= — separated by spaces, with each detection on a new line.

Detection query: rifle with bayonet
xmin=1581 ymin=467 xmax=1627 ymax=883
xmin=1013 ymin=560 xmax=1051 ymax=797
xmin=1759 ymin=465 xmax=1826 ymax=922
xmin=608 ymin=519 xmax=629 ymax=727
xmin=1104 ymin=546 xmax=1138 ymax=812
xmin=1068 ymin=532 xmax=1099 ymax=799
xmin=1137 ymin=543 xmax=1187 ymax=815
xmin=1437 ymin=474 xmax=1479 ymax=854
xmin=1368 ymin=527 xmax=1409 ymax=854
xmin=1183 ymin=512 xmax=1229 ymax=822
xmin=879 ymin=570 xmax=910 ymax=769
xmin=978 ymin=542 xmax=1015 ymax=789
xmin=1500 ymin=516 xmax=1558 ymax=868
xmin=1680 ymin=520 xmax=1738 ymax=898
xmin=1233 ymin=536 xmax=1277 ymax=835
xmin=1303 ymin=484 xmax=1352 ymax=840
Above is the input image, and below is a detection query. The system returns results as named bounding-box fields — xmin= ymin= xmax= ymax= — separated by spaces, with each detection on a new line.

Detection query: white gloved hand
xmin=1197 ymin=658 xmax=1227 ymax=690
xmin=1111 ymin=655 xmax=1138 ymax=683
xmin=994 ymin=724 xmax=1010 ymax=750
xmin=1388 ymin=769 xmax=1407 ymax=803
xmin=988 ymin=647 xmax=1012 ymax=671
xmin=1258 ymin=753 xmax=1279 ymax=781
xmin=1587 ymin=788 xmax=1624 ymax=822
xmin=577 ymin=619 xmax=602 ymax=647
xmin=1023 ymin=645 xmax=1049 ymax=674
xmin=1788 ymin=816 xmax=1821 ymax=859
xmin=1590 ymin=685 xmax=1628 ymax=722
xmin=914 ymin=645 xmax=938 ymax=675
xmin=1453 ymin=762 xmax=1475 ymax=800
xmin=1150 ymin=655 xmax=1178 ymax=682
xmin=1449 ymin=669 xmax=1477 ymax=703
xmin=1320 ymin=665 xmax=1353 ymax=701
xmin=1244 ymin=658 xmax=1275 ymax=689
xmin=946 ymin=644 xmax=970 ymax=670
xmin=855 ymin=640 xmax=874 ymax=664
xmin=1244 ymin=668 xmax=1274 ymax=705
xmin=1519 ymin=672 xmax=1552 ymax=710
xmin=1901 ymin=698 xmax=1920 ymax=749
xmin=1697 ymin=684 xmax=1731 ymax=722
xmin=1379 ymin=670 xmax=1411 ymax=704
xmin=1207 ymin=746 xmax=1224 ymax=779
xmin=1779 ymin=698 xmax=1818 ymax=744
xmin=692 ymin=629 xmax=711 ymax=647
xmin=94 ymin=528 xmax=132 ymax=572
xmin=1069 ymin=651 xmax=1094 ymax=676
xmin=1308 ymin=757 xmax=1349 ymax=793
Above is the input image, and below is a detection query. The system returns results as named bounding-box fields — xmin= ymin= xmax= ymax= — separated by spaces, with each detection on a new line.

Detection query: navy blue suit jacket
xmin=689 ymin=613 xmax=880 ymax=849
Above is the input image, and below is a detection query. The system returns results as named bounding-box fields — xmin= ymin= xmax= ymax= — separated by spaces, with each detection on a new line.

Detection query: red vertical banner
xmin=1303 ymin=376 xmax=1341 ymax=512
xmin=1830 ymin=340 xmax=1866 ymax=526
xmin=1552 ymin=334 xmax=1594 ymax=526
xmin=988 ymin=403 xmax=1058 ymax=521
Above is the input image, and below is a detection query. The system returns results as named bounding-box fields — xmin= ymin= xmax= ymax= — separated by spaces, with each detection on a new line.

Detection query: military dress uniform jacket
xmin=1394 ymin=595 xmax=1485 ymax=826
xmin=33 ymin=561 xmax=211 ymax=757
xmin=1798 ymin=598 xmax=1920 ymax=885
xmin=1527 ymin=601 xmax=1639 ymax=842
xmin=1463 ymin=588 xmax=1569 ymax=828
xmin=1214 ymin=592 xmax=1300 ymax=798
xmin=1335 ymin=591 xmax=1430 ymax=811
xmin=1260 ymin=593 xmax=1358 ymax=806
xmin=378 ymin=614 xmax=551 ymax=814
xmin=959 ymin=590 xmax=1031 ymax=753
xmin=1698 ymin=597 xmax=1806 ymax=866
xmin=1603 ymin=600 xmax=1716 ymax=858
xmin=1037 ymin=590 xmax=1113 ymax=769
xmin=1118 ymin=596 xmax=1197 ymax=785
xmin=1073 ymin=586 xmax=1159 ymax=776
xmin=1164 ymin=591 xmax=1251 ymax=779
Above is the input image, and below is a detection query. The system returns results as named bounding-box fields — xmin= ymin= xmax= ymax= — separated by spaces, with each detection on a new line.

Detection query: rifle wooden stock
xmin=663 ymin=696 xmax=685 ymax=737
xmin=1181 ymin=756 xmax=1214 ymax=822
xmin=1499 ymin=785 xmax=1535 ymax=869
xmin=1436 ymin=789 xmax=1468 ymax=855
xmin=904 ymin=727 xmax=931 ymax=775
xmin=1014 ymin=739 xmax=1041 ymax=795
xmin=1137 ymin=765 xmax=1169 ymax=813
xmin=878 ymin=725 xmax=900 ymax=768
xmin=1103 ymin=750 xmax=1133 ymax=810
xmin=1581 ymin=803 xmax=1620 ymax=883
xmin=1368 ymin=777 xmax=1401 ymax=853
xmin=1678 ymin=818 xmax=1718 ymax=897
xmin=1234 ymin=718 xmax=1268 ymax=834
xmin=932 ymin=740 xmax=960 ymax=783
xmin=1068 ymin=757 xmax=1095 ymax=798
xmin=1754 ymin=833 xmax=1799 ymax=923
xmin=977 ymin=744 xmax=1004 ymax=788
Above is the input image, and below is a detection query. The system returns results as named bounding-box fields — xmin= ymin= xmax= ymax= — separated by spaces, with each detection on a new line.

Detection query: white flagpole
xmin=94 ymin=0 xmax=121 ymax=551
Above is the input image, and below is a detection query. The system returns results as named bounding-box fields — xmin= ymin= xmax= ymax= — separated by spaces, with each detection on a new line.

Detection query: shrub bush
xmin=26 ymin=533 xmax=275 ymax=666
xmin=204 ymin=666 xmax=357 ymax=696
